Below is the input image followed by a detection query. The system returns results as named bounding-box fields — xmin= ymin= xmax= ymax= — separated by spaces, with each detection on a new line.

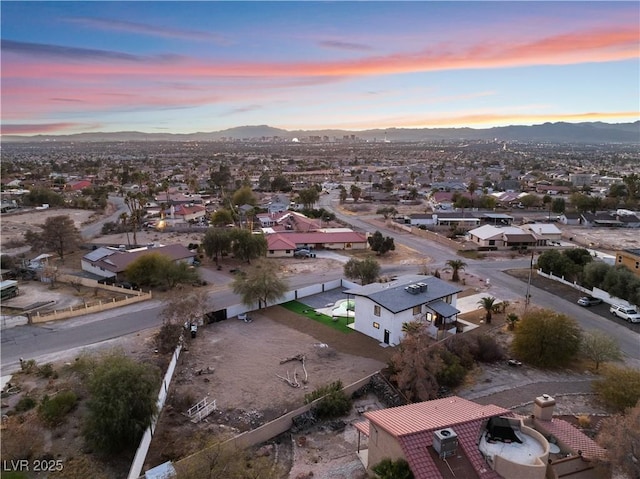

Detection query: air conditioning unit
xmin=405 ymin=284 xmax=421 ymax=295
xmin=416 ymin=282 xmax=428 ymax=292
xmin=433 ymin=428 xmax=458 ymax=458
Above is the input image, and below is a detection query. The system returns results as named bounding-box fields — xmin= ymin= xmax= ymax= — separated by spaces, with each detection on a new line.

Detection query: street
xmin=2 ymin=193 xmax=639 ymax=376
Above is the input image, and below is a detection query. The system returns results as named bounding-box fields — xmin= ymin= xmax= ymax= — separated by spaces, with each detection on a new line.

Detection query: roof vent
xmin=433 ymin=428 xmax=458 ymax=458
xmin=405 ymin=284 xmax=421 ymax=295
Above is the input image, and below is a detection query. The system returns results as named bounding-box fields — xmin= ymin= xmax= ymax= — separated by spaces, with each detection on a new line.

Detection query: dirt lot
xmin=144 ymin=307 xmax=389 ymax=469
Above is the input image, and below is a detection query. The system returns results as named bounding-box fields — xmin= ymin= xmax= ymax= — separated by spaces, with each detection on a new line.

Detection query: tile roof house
xmin=264 ymin=230 xmax=368 ymax=254
xmin=344 ymin=275 xmax=462 ymax=346
xmin=354 ymin=394 xmax=608 ymax=479
xmin=81 ymin=244 xmax=196 ymax=279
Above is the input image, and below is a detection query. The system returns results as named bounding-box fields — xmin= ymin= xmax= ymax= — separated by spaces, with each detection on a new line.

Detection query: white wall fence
xmin=128 ymin=343 xmax=183 ymax=479
xmin=536 ymin=269 xmax=634 ymax=308
xmin=226 ymin=278 xmax=358 ymax=320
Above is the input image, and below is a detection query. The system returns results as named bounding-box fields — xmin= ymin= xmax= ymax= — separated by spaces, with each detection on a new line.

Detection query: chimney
xmin=533 ymin=394 xmax=555 ymax=421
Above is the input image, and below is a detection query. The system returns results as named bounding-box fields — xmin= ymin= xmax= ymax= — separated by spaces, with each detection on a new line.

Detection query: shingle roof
xmin=344 ymin=275 xmax=462 ymax=314
xmin=90 ymin=244 xmax=195 ymax=273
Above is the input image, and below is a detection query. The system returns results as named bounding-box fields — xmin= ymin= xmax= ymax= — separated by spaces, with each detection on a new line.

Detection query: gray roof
xmin=83 ymin=247 xmax=116 ymax=262
xmin=427 ymin=299 xmax=460 ymax=318
xmin=344 ymin=275 xmax=462 ymax=314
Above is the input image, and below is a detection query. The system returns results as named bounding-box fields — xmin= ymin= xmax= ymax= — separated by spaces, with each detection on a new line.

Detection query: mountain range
xmin=2 ymin=121 xmax=639 ymax=144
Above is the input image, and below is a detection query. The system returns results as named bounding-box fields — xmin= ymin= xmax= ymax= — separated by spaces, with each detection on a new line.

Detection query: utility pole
xmin=525 ymin=249 xmax=535 ymax=312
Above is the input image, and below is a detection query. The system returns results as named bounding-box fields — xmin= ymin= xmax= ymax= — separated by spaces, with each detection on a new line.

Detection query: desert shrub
xmin=474 ymin=334 xmax=505 ymax=363
xmin=313 ymin=389 xmax=352 ymax=419
xmin=37 ymin=363 xmax=57 ymax=379
xmin=0 ymin=416 xmax=45 ymax=461
xmin=38 ymin=390 xmax=77 ymax=427
xmin=19 ymin=359 xmax=38 ymax=374
xmin=593 ymin=365 xmax=640 ymax=413
xmin=170 ymin=389 xmax=196 ymax=412
xmin=444 ymin=335 xmax=478 ymax=368
xmin=14 ymin=396 xmax=37 ymax=413
xmin=436 ymin=350 xmax=467 ymax=388
xmin=304 ymin=380 xmax=343 ymax=404
xmin=154 ymin=322 xmax=184 ymax=354
xmin=372 ymin=458 xmax=414 ymax=479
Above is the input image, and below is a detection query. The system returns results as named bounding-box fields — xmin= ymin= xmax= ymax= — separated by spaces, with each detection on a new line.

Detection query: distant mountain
xmin=2 ymin=121 xmax=638 ymax=144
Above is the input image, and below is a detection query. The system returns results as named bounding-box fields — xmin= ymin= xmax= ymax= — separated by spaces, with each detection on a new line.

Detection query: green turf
xmin=282 ymin=300 xmax=353 ymax=333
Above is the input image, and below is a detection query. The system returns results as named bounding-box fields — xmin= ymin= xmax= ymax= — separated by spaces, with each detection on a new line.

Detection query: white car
xmin=609 ymin=304 xmax=640 ymax=323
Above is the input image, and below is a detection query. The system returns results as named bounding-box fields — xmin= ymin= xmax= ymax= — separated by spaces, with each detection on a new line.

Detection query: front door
xmin=383 ymin=329 xmax=390 ymax=344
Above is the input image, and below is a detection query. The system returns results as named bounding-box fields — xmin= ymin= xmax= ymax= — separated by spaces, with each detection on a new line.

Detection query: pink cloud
xmin=1 ymin=122 xmax=91 ymax=134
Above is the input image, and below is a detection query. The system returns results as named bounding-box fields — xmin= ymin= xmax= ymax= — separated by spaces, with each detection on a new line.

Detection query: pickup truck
xmin=609 ymin=304 xmax=640 ymax=323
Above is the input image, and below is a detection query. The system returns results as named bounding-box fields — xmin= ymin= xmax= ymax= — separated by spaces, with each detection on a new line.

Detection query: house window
xmin=285 ymin=250 xmax=290 ymax=254
xmin=269 ymin=250 xmax=274 ymax=255
xmin=489 ymin=240 xmax=495 ymax=246
xmin=374 ymin=305 xmax=381 ymax=316
xmin=373 ymin=322 xmax=380 ymax=329
xmin=413 ymin=305 xmax=422 ymax=315
xmin=425 ymin=312 xmax=433 ymax=323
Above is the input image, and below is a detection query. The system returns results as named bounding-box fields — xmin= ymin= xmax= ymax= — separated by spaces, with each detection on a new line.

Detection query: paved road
xmin=2 ymin=193 xmax=638 ymax=375
xmin=81 ymin=195 xmax=128 ymax=240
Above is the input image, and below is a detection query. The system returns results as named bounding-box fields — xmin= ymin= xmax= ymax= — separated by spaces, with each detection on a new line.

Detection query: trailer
xmin=0 ymin=280 xmax=19 ymax=300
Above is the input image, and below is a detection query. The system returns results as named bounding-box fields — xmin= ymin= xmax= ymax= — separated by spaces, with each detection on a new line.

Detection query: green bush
xmin=305 ymin=380 xmax=352 ymax=419
xmin=37 ymin=363 xmax=57 ymax=379
xmin=313 ymin=389 xmax=352 ymax=419
xmin=593 ymin=365 xmax=640 ymax=413
xmin=436 ymin=350 xmax=467 ymax=387
xmin=38 ymin=390 xmax=78 ymax=426
xmin=14 ymin=396 xmax=37 ymax=413
xmin=304 ymin=380 xmax=343 ymax=404
xmin=372 ymin=458 xmax=414 ymax=479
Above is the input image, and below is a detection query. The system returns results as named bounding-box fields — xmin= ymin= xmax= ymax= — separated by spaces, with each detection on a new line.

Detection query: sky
xmin=1 ymin=1 xmax=639 ymax=136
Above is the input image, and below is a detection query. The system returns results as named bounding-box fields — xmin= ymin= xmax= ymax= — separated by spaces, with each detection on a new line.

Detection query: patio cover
xmin=427 ymin=300 xmax=459 ymax=318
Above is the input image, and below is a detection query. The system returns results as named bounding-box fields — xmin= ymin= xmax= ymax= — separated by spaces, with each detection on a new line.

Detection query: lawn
xmin=281 ymin=300 xmax=353 ymax=334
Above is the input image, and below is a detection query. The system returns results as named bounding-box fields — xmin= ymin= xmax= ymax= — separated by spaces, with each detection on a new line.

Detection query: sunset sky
xmin=1 ymin=1 xmax=639 ymax=136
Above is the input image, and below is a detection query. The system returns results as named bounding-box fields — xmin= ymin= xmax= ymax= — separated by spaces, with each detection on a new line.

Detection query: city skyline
xmin=1 ymin=1 xmax=639 ymax=136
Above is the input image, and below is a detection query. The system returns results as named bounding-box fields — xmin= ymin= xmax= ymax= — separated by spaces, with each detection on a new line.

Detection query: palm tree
xmin=446 ymin=259 xmax=467 ymax=282
xmin=477 ymin=296 xmax=497 ymax=324
xmin=506 ymin=313 xmax=520 ymax=331
xmin=402 ymin=321 xmax=424 ymax=336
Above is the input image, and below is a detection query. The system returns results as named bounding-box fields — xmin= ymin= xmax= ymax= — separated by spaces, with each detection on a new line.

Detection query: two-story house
xmin=344 ymin=275 xmax=462 ymax=346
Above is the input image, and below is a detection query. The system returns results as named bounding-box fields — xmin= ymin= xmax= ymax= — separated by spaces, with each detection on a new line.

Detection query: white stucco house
xmin=343 ymin=275 xmax=462 ymax=346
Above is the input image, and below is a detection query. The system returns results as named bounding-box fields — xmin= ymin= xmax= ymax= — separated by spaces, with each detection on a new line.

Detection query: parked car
xmin=609 ymin=304 xmax=640 ymax=323
xmin=294 ymin=248 xmax=316 ymax=258
xmin=577 ymin=296 xmax=603 ymax=307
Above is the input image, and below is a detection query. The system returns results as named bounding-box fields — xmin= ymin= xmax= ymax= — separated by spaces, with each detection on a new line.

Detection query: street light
xmin=525 ymin=250 xmax=535 ymax=312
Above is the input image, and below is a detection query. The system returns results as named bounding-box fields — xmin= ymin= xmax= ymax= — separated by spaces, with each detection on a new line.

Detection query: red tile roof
xmin=533 ymin=418 xmax=607 ymax=461
xmin=266 ymin=234 xmax=297 ymax=250
xmin=363 ymin=396 xmax=509 ymax=437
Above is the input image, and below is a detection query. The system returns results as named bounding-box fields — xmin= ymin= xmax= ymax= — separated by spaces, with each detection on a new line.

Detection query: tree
xmin=551 ymin=197 xmax=566 ymax=214
xmin=270 ymin=174 xmax=292 ymax=192
xmin=83 ymin=350 xmax=160 ymax=454
xmin=158 ymin=289 xmax=213 ymax=352
xmin=376 ymin=206 xmax=398 ymax=219
xmin=597 ymin=403 xmax=640 ymax=479
xmin=593 ymin=365 xmax=640 ymax=412
xmin=24 ymin=215 xmax=82 ymax=262
xmin=297 ymin=187 xmax=320 ymax=209
xmin=580 ymin=331 xmax=622 ymax=371
xmin=372 ymin=458 xmax=414 ymax=479
xmin=231 ymin=186 xmax=257 ymax=207
xmin=446 ymin=259 xmax=467 ymax=282
xmin=231 ymin=260 xmax=288 ymax=309
xmin=477 ymin=296 xmax=497 ymax=324
xmin=350 ymin=184 xmax=362 ymax=202
xmin=202 ymin=228 xmax=233 ymax=262
xmin=505 ymin=313 xmax=519 ymax=331
xmin=343 ymin=257 xmax=380 ymax=285
xmin=338 ymin=186 xmax=348 ymax=203
xmin=230 ymin=229 xmax=267 ymax=264
xmin=389 ymin=331 xmax=442 ymax=401
xmin=210 ymin=209 xmax=234 ymax=226
xmin=368 ymin=230 xmax=395 ymax=256
xmin=511 ymin=309 xmax=582 ymax=368
xmin=124 ymin=191 xmax=146 ymax=245
xmin=125 ymin=253 xmax=199 ymax=289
